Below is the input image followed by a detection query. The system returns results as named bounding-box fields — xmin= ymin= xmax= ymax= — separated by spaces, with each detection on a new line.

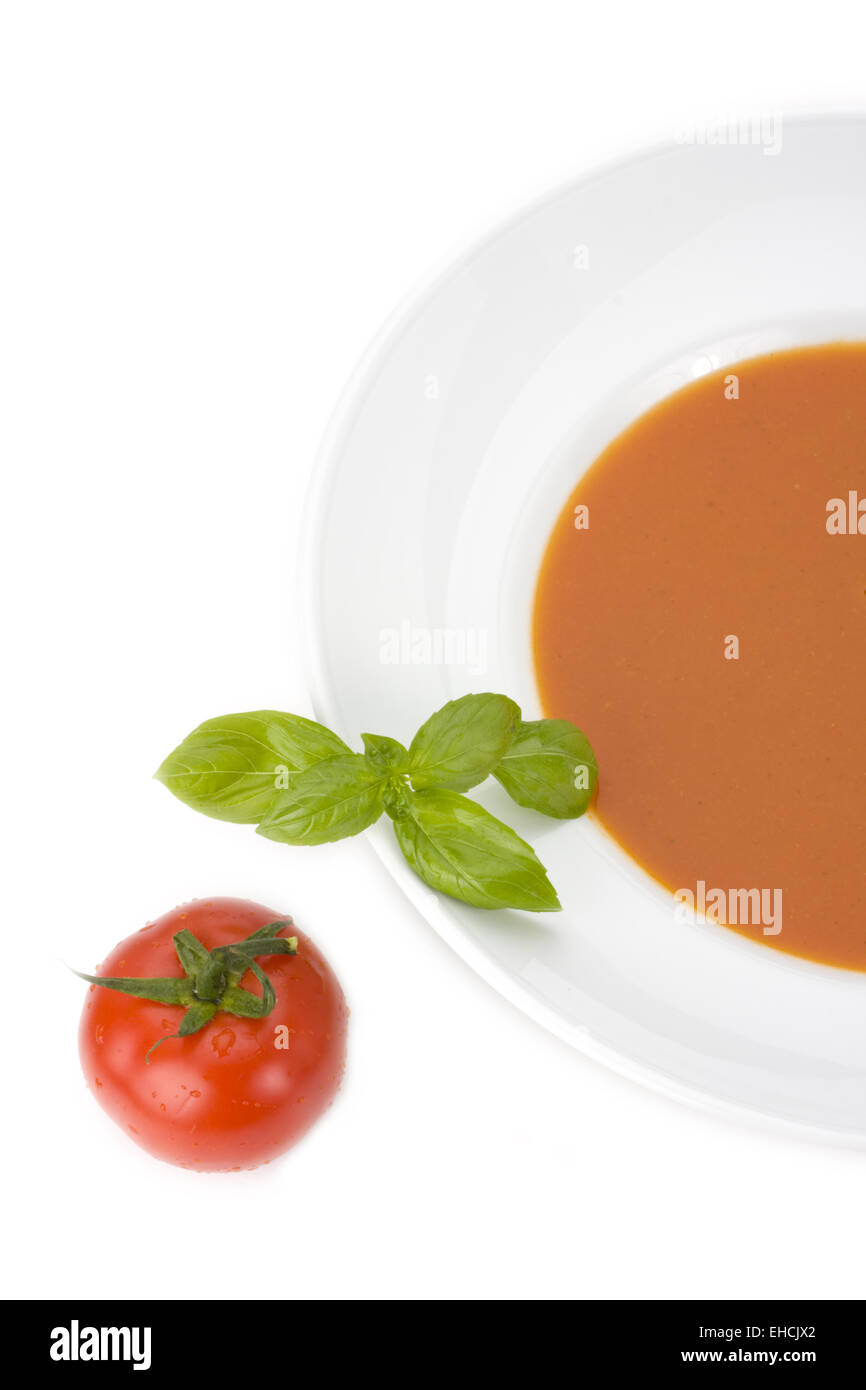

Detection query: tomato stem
xmin=74 ymin=920 xmax=298 ymax=1063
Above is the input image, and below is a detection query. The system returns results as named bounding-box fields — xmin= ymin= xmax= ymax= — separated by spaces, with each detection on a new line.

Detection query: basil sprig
xmin=157 ymin=694 xmax=597 ymax=914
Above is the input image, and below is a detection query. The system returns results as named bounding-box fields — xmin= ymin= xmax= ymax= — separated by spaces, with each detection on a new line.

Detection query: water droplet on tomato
xmin=211 ymin=1027 xmax=235 ymax=1057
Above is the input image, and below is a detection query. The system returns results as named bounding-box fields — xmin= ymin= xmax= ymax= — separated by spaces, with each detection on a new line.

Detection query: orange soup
xmin=534 ymin=343 xmax=866 ymax=970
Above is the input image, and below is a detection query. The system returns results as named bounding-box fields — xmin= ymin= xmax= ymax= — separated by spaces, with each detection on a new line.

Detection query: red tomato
xmin=79 ymin=897 xmax=348 ymax=1171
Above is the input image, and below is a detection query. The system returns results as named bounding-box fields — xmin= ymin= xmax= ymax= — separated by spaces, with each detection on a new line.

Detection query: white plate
xmin=303 ymin=114 xmax=866 ymax=1143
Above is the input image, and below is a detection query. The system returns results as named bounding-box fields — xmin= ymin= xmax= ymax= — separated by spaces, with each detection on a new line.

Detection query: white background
xmin=3 ymin=1 xmax=865 ymax=1302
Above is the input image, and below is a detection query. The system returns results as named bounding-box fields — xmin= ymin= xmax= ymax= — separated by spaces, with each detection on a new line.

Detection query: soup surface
xmin=534 ymin=343 xmax=866 ymax=970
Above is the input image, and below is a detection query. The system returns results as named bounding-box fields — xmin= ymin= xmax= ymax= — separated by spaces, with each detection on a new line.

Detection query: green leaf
xmin=393 ymin=788 xmax=561 ymax=912
xmin=236 ymin=920 xmax=295 ymax=944
xmin=407 ymin=693 xmax=520 ymax=793
xmin=221 ymin=983 xmax=275 ymax=1018
xmin=145 ymin=999 xmax=218 ymax=1062
xmin=176 ymin=1000 xmax=218 ymax=1035
xmin=155 ymin=710 xmax=351 ymax=823
xmin=72 ymin=972 xmax=193 ymax=1005
xmin=493 ymin=719 xmax=598 ymax=819
xmin=173 ymin=928 xmax=210 ymax=979
xmin=362 ymin=732 xmax=408 ymax=774
xmin=257 ymin=754 xmax=387 ymax=846
xmin=220 ymin=937 xmax=296 ymax=960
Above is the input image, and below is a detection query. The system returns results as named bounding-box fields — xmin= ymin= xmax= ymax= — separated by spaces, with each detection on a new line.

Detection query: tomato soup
xmin=534 ymin=343 xmax=866 ymax=970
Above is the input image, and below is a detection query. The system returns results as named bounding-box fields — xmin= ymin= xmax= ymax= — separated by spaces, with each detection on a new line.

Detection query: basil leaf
xmin=407 ymin=693 xmax=520 ymax=793
xmin=256 ymin=754 xmax=386 ymax=845
xmin=362 ymin=732 xmax=408 ymax=774
xmin=155 ymin=711 xmax=350 ymax=823
xmin=493 ymin=719 xmax=598 ymax=819
xmin=393 ymin=788 xmax=560 ymax=912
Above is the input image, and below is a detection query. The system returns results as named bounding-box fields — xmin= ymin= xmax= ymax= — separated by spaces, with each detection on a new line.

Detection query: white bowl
xmin=303 ymin=114 xmax=866 ymax=1142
